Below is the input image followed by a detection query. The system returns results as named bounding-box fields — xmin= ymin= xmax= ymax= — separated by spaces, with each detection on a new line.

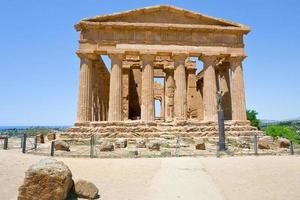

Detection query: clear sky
xmin=0 ymin=0 xmax=299 ymax=126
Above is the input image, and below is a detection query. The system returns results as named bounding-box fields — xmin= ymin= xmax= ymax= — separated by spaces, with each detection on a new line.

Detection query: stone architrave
xmin=173 ymin=54 xmax=187 ymax=120
xmin=229 ymin=56 xmax=247 ymax=121
xmin=201 ymin=55 xmax=218 ymax=121
xmin=108 ymin=54 xmax=124 ymax=121
xmin=141 ymin=54 xmax=155 ymax=121
xmin=76 ymin=53 xmax=98 ymax=123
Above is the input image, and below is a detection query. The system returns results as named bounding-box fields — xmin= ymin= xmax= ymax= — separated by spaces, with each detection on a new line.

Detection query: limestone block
xmin=55 ymin=140 xmax=70 ymax=151
xmin=18 ymin=158 xmax=73 ymax=200
xmin=74 ymin=179 xmax=99 ymax=199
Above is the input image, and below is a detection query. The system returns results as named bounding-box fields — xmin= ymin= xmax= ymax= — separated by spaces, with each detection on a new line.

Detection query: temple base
xmin=61 ymin=120 xmax=263 ymax=141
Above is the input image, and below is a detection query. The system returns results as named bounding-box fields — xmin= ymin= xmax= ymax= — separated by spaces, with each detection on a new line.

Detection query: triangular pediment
xmin=82 ymin=5 xmax=247 ymax=28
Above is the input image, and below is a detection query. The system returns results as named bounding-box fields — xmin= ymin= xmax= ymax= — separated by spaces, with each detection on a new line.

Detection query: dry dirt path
xmin=1 ymin=149 xmax=299 ymax=200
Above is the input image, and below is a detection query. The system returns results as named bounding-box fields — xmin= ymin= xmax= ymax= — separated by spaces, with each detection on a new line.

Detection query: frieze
xmin=80 ymin=28 xmax=244 ymax=48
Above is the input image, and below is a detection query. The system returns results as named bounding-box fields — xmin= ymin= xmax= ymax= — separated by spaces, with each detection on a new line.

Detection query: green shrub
xmin=246 ymin=110 xmax=260 ymax=129
xmin=265 ymin=125 xmax=298 ymax=143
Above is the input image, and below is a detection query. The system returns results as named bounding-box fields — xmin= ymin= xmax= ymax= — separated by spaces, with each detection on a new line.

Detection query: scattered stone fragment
xmin=148 ymin=141 xmax=161 ymax=151
xmin=36 ymin=134 xmax=44 ymax=143
xmin=47 ymin=133 xmax=56 ymax=141
xmin=277 ymin=137 xmax=290 ymax=148
xmin=195 ymin=139 xmax=206 ymax=150
xmin=115 ymin=138 xmax=127 ymax=148
xmin=74 ymin=179 xmax=99 ymax=199
xmin=55 ymin=140 xmax=70 ymax=151
xmin=258 ymin=136 xmax=273 ymax=150
xmin=99 ymin=143 xmax=114 ymax=151
xmin=237 ymin=138 xmax=250 ymax=149
xmin=136 ymin=139 xmax=146 ymax=148
xmin=18 ymin=158 xmax=73 ymax=200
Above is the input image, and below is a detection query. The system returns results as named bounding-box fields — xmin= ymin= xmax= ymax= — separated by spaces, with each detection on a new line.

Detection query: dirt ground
xmin=1 ymin=149 xmax=300 ymax=200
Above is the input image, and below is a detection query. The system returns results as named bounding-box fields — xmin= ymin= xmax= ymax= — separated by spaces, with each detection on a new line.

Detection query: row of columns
xmin=76 ymin=53 xmax=247 ymax=123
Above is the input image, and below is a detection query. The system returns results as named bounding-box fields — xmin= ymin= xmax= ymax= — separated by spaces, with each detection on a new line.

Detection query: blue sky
xmin=0 ymin=0 xmax=299 ymax=125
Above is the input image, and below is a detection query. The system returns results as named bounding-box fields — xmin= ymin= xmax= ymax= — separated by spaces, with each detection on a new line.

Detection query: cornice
xmin=75 ymin=21 xmax=250 ymax=34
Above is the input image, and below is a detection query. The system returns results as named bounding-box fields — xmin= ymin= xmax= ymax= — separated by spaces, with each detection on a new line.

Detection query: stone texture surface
xmin=55 ymin=140 xmax=70 ymax=151
xmin=18 ymin=158 xmax=73 ymax=200
xmin=74 ymin=179 xmax=99 ymax=199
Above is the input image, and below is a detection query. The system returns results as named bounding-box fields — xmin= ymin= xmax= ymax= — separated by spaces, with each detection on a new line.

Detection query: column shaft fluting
xmin=230 ymin=57 xmax=247 ymax=121
xmin=218 ymin=65 xmax=232 ymax=120
xmin=164 ymin=69 xmax=175 ymax=121
xmin=141 ymin=55 xmax=155 ymax=121
xmin=201 ymin=56 xmax=218 ymax=121
xmin=174 ymin=55 xmax=187 ymax=120
xmin=108 ymin=54 xmax=123 ymax=121
xmin=76 ymin=55 xmax=95 ymax=122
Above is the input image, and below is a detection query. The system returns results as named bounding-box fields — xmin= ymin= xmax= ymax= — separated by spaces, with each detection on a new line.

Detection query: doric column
xmin=186 ymin=61 xmax=197 ymax=119
xmin=108 ymin=54 xmax=124 ymax=121
xmin=229 ymin=56 xmax=247 ymax=121
xmin=122 ymin=66 xmax=130 ymax=120
xmin=164 ymin=66 xmax=175 ymax=121
xmin=174 ymin=54 xmax=187 ymax=120
xmin=200 ymin=55 xmax=218 ymax=121
xmin=76 ymin=53 xmax=98 ymax=123
xmin=218 ymin=63 xmax=232 ymax=120
xmin=141 ymin=54 xmax=155 ymax=121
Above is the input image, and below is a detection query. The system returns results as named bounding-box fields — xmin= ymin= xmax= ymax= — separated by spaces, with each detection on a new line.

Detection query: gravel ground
xmin=1 ymin=149 xmax=299 ymax=200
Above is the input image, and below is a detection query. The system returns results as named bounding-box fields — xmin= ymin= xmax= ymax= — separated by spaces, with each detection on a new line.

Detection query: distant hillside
xmin=260 ymin=118 xmax=300 ymax=133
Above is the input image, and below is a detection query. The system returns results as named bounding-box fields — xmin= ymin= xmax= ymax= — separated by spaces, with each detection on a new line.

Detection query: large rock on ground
xmin=18 ymin=158 xmax=73 ymax=200
xmin=47 ymin=133 xmax=56 ymax=141
xmin=74 ymin=179 xmax=99 ymax=199
xmin=277 ymin=137 xmax=290 ymax=148
xmin=99 ymin=143 xmax=114 ymax=152
xmin=115 ymin=138 xmax=127 ymax=148
xmin=55 ymin=140 xmax=70 ymax=151
xmin=195 ymin=139 xmax=206 ymax=150
xmin=258 ymin=136 xmax=273 ymax=150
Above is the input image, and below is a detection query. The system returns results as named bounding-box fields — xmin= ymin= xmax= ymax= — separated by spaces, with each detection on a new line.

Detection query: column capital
xmin=199 ymin=54 xmax=220 ymax=65
xmin=228 ymin=56 xmax=246 ymax=65
xmin=76 ymin=52 xmax=99 ymax=60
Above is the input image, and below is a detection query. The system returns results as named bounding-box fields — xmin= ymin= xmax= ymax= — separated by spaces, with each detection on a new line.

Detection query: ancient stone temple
xmin=66 ymin=5 xmax=260 ymax=139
